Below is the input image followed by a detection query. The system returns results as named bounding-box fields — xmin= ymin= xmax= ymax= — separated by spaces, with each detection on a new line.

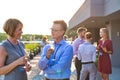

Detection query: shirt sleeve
xmin=107 ymin=40 xmax=113 ymax=54
xmin=93 ymin=47 xmax=96 ymax=62
xmin=38 ymin=45 xmax=49 ymax=70
xmin=78 ymin=45 xmax=82 ymax=60
xmin=44 ymin=45 xmax=73 ymax=74
xmin=72 ymin=39 xmax=78 ymax=56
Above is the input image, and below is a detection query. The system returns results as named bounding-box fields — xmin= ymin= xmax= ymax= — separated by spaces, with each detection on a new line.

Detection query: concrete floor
xmin=110 ymin=67 xmax=120 ymax=80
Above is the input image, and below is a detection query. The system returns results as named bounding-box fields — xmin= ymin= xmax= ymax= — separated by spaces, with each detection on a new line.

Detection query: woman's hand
xmin=24 ymin=62 xmax=31 ymax=72
xmin=15 ymin=56 xmax=28 ymax=66
xmin=102 ymin=47 xmax=107 ymax=53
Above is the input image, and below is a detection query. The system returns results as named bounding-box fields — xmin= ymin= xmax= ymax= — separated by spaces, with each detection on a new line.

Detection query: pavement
xmin=27 ymin=54 xmax=41 ymax=80
xmin=110 ymin=67 xmax=120 ymax=80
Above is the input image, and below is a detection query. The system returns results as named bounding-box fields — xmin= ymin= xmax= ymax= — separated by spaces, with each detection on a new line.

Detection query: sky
xmin=0 ymin=0 xmax=85 ymax=35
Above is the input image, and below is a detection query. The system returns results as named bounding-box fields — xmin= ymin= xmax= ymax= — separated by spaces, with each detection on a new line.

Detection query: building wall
xmin=104 ymin=0 xmax=120 ymax=16
xmin=69 ymin=0 xmax=91 ymax=28
xmin=110 ymin=19 xmax=120 ymax=67
xmin=91 ymin=0 xmax=104 ymax=16
xmin=87 ymin=28 xmax=100 ymax=42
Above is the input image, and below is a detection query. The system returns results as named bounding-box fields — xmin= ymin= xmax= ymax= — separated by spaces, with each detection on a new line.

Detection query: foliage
xmin=21 ymin=34 xmax=51 ymax=41
xmin=0 ymin=33 xmax=7 ymax=42
xmin=95 ymin=54 xmax=98 ymax=67
xmin=0 ymin=32 xmax=51 ymax=42
xmin=25 ymin=43 xmax=41 ymax=59
xmin=25 ymin=43 xmax=40 ymax=52
xmin=66 ymin=28 xmax=77 ymax=38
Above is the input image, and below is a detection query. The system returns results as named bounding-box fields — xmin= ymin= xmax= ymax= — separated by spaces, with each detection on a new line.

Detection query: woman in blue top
xmin=38 ymin=20 xmax=73 ymax=80
xmin=78 ymin=32 xmax=97 ymax=80
xmin=0 ymin=18 xmax=31 ymax=80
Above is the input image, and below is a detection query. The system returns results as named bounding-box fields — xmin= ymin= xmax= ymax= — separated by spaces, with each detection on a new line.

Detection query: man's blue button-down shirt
xmin=38 ymin=39 xmax=73 ymax=79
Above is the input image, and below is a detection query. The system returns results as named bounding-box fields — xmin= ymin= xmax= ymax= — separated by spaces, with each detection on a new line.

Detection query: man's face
xmin=51 ymin=23 xmax=64 ymax=39
xmin=78 ymin=30 xmax=87 ymax=38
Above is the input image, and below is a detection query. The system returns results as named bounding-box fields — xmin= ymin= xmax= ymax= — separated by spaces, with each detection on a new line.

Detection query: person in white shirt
xmin=78 ymin=32 xmax=97 ymax=80
xmin=72 ymin=27 xmax=89 ymax=80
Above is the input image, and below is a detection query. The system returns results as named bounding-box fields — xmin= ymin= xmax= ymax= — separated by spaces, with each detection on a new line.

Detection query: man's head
xmin=77 ymin=27 xmax=87 ymax=38
xmin=51 ymin=20 xmax=67 ymax=39
xmin=42 ymin=36 xmax=47 ymax=41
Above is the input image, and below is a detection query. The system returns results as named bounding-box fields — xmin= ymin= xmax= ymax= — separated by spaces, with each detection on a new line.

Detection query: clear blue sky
xmin=0 ymin=0 xmax=85 ymax=35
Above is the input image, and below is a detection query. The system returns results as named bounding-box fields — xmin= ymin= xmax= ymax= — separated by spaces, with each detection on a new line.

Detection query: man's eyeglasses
xmin=50 ymin=28 xmax=63 ymax=32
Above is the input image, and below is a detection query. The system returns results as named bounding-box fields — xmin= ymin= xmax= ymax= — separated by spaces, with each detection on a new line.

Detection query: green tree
xmin=0 ymin=33 xmax=7 ymax=42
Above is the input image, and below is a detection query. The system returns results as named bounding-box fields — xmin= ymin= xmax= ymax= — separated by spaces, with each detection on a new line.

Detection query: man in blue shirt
xmin=38 ymin=20 xmax=73 ymax=80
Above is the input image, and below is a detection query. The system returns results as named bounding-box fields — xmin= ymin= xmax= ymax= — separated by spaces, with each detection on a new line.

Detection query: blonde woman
xmin=97 ymin=28 xmax=113 ymax=80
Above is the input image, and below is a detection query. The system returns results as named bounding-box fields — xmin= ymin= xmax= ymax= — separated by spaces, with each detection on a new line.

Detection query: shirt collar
xmin=84 ymin=41 xmax=91 ymax=44
xmin=78 ymin=37 xmax=84 ymax=41
xmin=54 ymin=39 xmax=66 ymax=45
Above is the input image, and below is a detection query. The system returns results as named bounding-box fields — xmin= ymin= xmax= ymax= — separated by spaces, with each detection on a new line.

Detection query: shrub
xmin=25 ymin=43 xmax=40 ymax=59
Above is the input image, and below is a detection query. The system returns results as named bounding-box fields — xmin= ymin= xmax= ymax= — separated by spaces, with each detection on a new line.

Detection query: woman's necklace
xmin=7 ymin=39 xmax=24 ymax=57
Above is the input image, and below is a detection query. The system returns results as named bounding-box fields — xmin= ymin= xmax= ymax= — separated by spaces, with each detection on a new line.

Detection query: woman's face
xmin=14 ymin=23 xmax=23 ymax=40
xmin=99 ymin=29 xmax=106 ymax=38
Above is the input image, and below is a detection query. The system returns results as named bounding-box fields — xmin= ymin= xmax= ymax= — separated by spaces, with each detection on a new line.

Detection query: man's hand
xmin=46 ymin=48 xmax=54 ymax=59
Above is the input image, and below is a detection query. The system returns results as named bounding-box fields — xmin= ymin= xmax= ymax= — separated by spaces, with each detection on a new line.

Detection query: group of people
xmin=0 ymin=18 xmax=113 ymax=80
xmin=38 ymin=20 xmax=113 ymax=80
xmin=72 ymin=27 xmax=113 ymax=80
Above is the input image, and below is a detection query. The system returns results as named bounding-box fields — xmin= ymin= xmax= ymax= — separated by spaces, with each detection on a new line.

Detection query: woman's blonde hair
xmin=100 ymin=28 xmax=109 ymax=39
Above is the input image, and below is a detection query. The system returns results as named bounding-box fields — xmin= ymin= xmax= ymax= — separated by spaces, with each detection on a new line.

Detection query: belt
xmin=81 ymin=61 xmax=94 ymax=64
xmin=45 ymin=77 xmax=69 ymax=80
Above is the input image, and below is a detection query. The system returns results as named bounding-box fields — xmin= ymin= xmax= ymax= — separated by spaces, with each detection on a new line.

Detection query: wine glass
xmin=50 ymin=43 xmax=54 ymax=49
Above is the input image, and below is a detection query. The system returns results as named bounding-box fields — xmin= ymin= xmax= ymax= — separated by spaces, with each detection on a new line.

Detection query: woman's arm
xmin=102 ymin=40 xmax=113 ymax=54
xmin=0 ymin=46 xmax=27 ymax=75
